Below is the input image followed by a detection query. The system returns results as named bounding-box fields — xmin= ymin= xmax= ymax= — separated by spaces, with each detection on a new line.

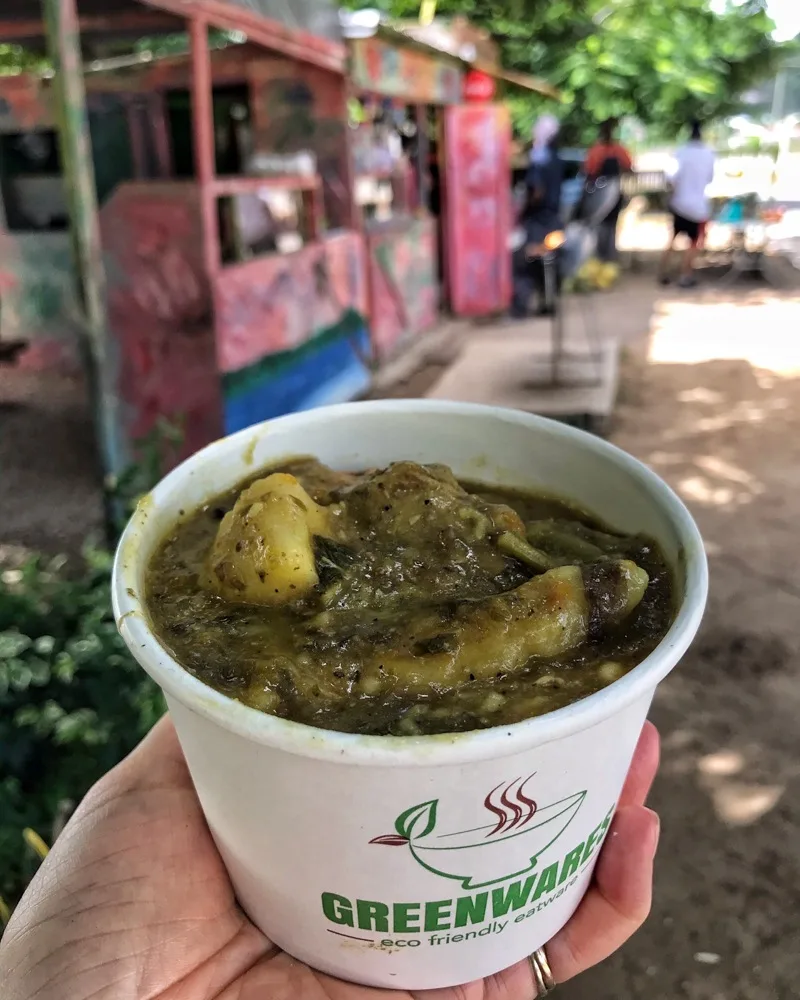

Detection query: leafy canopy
xmin=349 ymin=0 xmax=792 ymax=142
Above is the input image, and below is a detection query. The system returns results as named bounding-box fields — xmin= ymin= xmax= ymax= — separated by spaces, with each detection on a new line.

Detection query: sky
xmin=710 ymin=0 xmax=800 ymax=41
xmin=766 ymin=0 xmax=800 ymax=41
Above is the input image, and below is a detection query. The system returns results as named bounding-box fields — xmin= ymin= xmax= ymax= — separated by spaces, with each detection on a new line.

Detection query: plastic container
xmin=112 ymin=400 xmax=707 ymax=990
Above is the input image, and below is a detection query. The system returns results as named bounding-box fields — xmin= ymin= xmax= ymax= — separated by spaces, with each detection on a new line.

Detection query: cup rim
xmin=112 ymin=400 xmax=708 ymax=766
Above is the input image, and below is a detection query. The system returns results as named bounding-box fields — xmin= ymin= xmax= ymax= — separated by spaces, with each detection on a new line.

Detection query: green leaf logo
xmin=395 ymin=800 xmax=438 ymax=841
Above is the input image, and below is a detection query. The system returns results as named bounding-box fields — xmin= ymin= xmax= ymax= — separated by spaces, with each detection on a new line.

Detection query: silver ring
xmin=530 ymin=947 xmax=556 ymax=997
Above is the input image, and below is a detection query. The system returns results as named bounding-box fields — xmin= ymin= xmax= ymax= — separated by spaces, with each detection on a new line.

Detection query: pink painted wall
xmin=214 ymin=231 xmax=367 ymax=373
xmin=367 ymin=215 xmax=439 ymax=358
xmin=99 ymin=182 xmax=223 ymax=460
xmin=444 ymin=104 xmax=512 ymax=317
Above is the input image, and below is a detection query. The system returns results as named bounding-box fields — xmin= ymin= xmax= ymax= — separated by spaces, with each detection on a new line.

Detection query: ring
xmin=529 ymin=947 xmax=556 ymax=996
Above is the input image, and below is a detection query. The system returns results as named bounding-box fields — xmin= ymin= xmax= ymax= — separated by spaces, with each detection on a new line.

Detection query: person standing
xmin=583 ymin=118 xmax=633 ymax=262
xmin=659 ymin=120 xmax=716 ymax=288
xmin=511 ymin=114 xmax=565 ymax=317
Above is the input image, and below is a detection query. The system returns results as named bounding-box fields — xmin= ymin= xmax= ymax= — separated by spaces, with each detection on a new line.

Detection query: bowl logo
xmin=371 ymin=775 xmax=586 ymax=890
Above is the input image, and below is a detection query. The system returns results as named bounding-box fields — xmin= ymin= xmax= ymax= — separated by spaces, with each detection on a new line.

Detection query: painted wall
xmin=367 ymin=216 xmax=439 ymax=358
xmin=444 ymin=104 xmax=511 ymax=317
xmin=349 ymin=37 xmax=462 ymax=104
xmin=215 ymin=231 xmax=371 ymax=434
xmin=100 ymin=183 xmax=223 ymax=462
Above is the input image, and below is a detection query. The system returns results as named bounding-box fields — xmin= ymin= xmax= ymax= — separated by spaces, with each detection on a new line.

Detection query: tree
xmin=350 ymin=0 xmax=794 ymax=142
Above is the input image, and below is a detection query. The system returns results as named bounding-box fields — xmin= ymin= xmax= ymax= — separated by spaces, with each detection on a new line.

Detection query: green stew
xmin=145 ymin=458 xmax=676 ymax=735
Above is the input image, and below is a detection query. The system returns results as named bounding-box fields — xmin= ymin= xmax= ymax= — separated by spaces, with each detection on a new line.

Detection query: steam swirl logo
xmin=371 ymin=775 xmax=586 ymax=890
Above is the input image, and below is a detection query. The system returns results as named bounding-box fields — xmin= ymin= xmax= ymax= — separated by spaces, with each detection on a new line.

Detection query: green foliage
xmin=107 ymin=416 xmax=185 ymax=537
xmin=0 ymin=417 xmax=187 ymax=915
xmin=350 ymin=0 xmax=794 ymax=142
xmin=0 ymin=44 xmax=49 ymax=77
xmin=0 ymin=549 xmax=165 ymax=910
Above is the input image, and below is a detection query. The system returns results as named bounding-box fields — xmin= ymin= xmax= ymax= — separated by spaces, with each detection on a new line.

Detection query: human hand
xmin=0 ymin=717 xmax=660 ymax=1000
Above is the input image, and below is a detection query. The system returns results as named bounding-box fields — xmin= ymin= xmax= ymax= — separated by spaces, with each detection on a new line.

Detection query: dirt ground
xmin=2 ymin=274 xmax=800 ymax=998
xmin=0 ymin=369 xmax=103 ymax=558
xmin=558 ymin=280 xmax=800 ymax=1000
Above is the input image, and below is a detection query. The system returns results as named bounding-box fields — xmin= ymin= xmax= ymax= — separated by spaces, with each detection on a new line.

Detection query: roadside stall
xmin=346 ymin=24 xmax=462 ymax=358
xmin=345 ymin=16 xmax=559 ymax=353
xmin=0 ymin=73 xmax=79 ymax=368
xmin=0 ymin=0 xmax=368 ymax=483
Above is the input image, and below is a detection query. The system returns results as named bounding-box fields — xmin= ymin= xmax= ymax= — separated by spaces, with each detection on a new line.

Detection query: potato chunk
xmin=206 ymin=474 xmax=332 ymax=605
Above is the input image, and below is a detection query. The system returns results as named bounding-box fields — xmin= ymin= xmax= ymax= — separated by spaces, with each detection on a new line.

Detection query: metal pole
xmin=190 ymin=16 xmax=220 ymax=280
xmin=42 ymin=0 xmax=126 ymax=532
xmin=771 ymin=67 xmax=788 ymax=124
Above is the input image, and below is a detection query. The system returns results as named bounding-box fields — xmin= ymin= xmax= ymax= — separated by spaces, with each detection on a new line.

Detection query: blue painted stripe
xmin=222 ymin=312 xmax=372 ymax=435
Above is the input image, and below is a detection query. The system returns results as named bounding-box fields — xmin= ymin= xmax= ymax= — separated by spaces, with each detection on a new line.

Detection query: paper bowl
xmin=112 ymin=400 xmax=707 ymax=989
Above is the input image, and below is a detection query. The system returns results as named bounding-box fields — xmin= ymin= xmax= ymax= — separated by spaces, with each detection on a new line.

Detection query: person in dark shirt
xmin=583 ymin=118 xmax=633 ymax=261
xmin=511 ymin=115 xmax=564 ymax=317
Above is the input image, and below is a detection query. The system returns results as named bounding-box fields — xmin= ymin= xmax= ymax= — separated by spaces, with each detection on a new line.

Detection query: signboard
xmin=350 ymin=37 xmax=462 ymax=104
xmin=444 ymin=104 xmax=512 ymax=317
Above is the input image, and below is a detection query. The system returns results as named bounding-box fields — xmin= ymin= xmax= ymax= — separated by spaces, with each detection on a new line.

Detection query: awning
xmin=477 ymin=63 xmax=561 ymax=101
xmin=343 ymin=18 xmax=560 ymax=102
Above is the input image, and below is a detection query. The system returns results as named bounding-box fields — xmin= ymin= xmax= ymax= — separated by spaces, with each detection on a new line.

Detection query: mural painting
xmin=100 ymin=183 xmax=223 ymax=463
xmin=350 ymin=37 xmax=462 ymax=105
xmin=0 ymin=231 xmax=77 ymax=342
xmin=367 ymin=216 xmax=439 ymax=357
xmin=444 ymin=104 xmax=512 ymax=316
xmin=215 ymin=231 xmax=370 ymax=433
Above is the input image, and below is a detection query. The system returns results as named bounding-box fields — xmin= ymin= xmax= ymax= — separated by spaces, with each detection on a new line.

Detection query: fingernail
xmin=646 ymin=809 xmax=661 ymax=856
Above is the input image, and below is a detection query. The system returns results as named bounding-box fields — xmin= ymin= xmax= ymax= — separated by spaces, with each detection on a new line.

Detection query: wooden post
xmin=42 ymin=0 xmax=127 ymax=524
xmin=190 ymin=16 xmax=220 ymax=279
xmin=415 ymin=104 xmax=431 ymax=211
xmin=341 ymin=82 xmax=362 ymax=231
xmin=151 ymin=93 xmax=174 ymax=178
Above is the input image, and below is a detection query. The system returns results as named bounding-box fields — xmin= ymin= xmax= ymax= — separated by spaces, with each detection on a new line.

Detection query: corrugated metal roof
xmin=0 ymin=0 xmax=182 ymax=48
xmin=0 ymin=0 xmax=343 ymax=68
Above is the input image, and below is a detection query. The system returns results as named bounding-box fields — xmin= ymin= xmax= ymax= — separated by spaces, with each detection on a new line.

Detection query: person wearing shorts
xmin=672 ymin=212 xmax=703 ymax=246
xmin=659 ymin=120 xmax=715 ymax=288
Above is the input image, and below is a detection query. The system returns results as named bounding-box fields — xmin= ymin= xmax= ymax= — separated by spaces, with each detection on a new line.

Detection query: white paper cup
xmin=113 ymin=401 xmax=707 ymax=990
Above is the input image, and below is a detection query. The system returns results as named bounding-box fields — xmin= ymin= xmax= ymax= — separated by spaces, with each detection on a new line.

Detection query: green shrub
xmin=0 ymin=548 xmax=165 ymax=910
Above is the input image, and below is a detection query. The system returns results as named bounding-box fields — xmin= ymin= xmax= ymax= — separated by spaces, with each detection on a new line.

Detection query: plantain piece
xmin=582 ymin=559 xmax=650 ymax=641
xmin=305 ymin=559 xmax=649 ymax=703
xmin=205 ymin=473 xmax=336 ymax=605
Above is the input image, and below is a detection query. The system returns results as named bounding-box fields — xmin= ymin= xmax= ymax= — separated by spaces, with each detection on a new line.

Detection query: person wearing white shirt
xmin=658 ymin=120 xmax=716 ymax=288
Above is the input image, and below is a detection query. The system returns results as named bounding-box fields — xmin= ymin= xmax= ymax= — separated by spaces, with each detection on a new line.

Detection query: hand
xmin=0 ymin=717 xmax=660 ymax=1000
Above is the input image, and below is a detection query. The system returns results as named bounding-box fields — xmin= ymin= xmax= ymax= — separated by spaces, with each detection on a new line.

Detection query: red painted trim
xmin=189 ymin=17 xmax=220 ymax=280
xmin=140 ymin=0 xmax=345 ymax=73
xmin=436 ymin=106 xmax=450 ymax=311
